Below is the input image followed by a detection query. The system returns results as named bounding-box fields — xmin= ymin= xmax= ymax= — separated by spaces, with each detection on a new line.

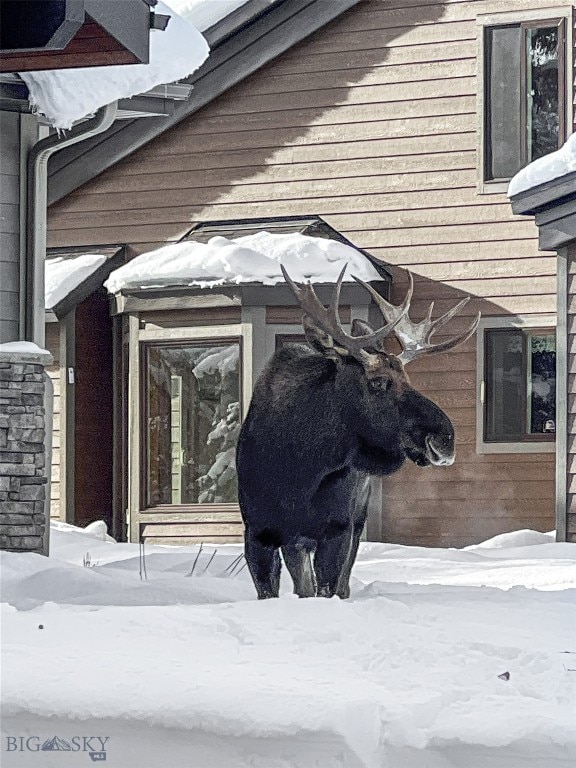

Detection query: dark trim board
xmin=555 ymin=248 xmax=568 ymax=541
xmin=47 ymin=0 xmax=363 ymax=205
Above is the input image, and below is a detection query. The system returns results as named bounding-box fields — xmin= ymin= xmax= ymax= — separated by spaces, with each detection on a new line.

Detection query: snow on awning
xmin=104 ymin=232 xmax=382 ymax=294
xmin=508 ymin=132 xmax=576 ymax=197
xmin=45 ymin=254 xmax=108 ymax=311
xmin=20 ymin=2 xmax=209 ymax=130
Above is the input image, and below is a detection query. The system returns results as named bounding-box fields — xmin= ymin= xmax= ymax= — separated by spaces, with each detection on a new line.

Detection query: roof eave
xmin=48 ymin=0 xmax=364 ymax=205
xmin=509 ymin=171 xmax=576 ymax=252
xmin=510 ymin=169 xmax=576 ymax=216
xmin=47 ymin=245 xmax=126 ymax=318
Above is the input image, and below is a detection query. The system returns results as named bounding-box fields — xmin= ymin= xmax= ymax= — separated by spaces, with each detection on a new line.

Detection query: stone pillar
xmin=0 ymin=344 xmax=53 ymax=555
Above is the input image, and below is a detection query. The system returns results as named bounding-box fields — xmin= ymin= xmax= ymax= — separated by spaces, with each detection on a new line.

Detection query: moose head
xmin=281 ymin=264 xmax=480 ymax=472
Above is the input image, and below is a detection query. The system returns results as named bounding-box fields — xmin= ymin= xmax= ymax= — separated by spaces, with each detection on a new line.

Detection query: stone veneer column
xmin=0 ymin=345 xmax=53 ymax=555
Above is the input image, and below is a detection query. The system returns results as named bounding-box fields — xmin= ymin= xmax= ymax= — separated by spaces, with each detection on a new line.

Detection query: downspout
xmin=25 ymin=102 xmax=117 ymax=345
xmin=23 ymin=102 xmax=117 ymax=551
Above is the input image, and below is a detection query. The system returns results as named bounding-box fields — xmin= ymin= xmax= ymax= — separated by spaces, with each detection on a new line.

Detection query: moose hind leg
xmin=282 ymin=542 xmax=317 ymax=598
xmin=245 ymin=529 xmax=281 ymax=599
xmin=314 ymin=520 xmax=353 ymax=598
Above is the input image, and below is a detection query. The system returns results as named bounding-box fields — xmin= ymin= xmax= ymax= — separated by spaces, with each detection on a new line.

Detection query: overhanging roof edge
xmin=47 ymin=0 xmax=363 ymax=205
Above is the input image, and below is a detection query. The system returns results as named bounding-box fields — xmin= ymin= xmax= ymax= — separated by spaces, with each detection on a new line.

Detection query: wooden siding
xmin=45 ymin=323 xmax=62 ymax=519
xmin=48 ymin=0 xmax=572 ymax=546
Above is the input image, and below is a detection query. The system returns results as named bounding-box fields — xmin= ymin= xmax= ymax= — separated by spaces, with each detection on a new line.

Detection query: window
xmin=484 ymin=328 xmax=556 ymax=443
xmin=143 ymin=341 xmax=241 ymax=507
xmin=484 ymin=19 xmax=565 ymax=181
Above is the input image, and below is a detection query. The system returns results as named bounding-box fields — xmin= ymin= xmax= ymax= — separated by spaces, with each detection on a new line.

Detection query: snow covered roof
xmin=45 ymin=254 xmax=108 ymax=310
xmin=508 ymin=132 xmax=576 ymax=197
xmin=104 ymin=232 xmax=382 ymax=294
xmin=169 ymin=0 xmax=255 ymax=32
xmin=20 ymin=2 xmax=210 ymax=130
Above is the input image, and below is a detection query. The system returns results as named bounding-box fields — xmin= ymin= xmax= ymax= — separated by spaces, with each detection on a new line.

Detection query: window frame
xmin=476 ymin=316 xmax=556 ymax=454
xmin=476 ymin=6 xmax=572 ymax=195
xmin=126 ymin=322 xmax=253 ymax=538
xmin=141 ymin=335 xmax=244 ymax=511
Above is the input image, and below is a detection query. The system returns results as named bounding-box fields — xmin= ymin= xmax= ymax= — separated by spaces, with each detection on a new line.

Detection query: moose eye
xmin=369 ymin=376 xmax=392 ymax=393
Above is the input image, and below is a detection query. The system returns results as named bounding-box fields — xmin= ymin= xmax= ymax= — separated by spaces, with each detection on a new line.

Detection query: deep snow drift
xmin=1 ymin=522 xmax=575 ymax=768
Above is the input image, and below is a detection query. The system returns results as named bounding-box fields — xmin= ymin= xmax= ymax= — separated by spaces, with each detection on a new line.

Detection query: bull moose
xmin=236 ymin=266 xmax=479 ymax=599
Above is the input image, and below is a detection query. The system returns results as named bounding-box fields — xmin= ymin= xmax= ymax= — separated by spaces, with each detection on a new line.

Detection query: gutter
xmin=25 ymin=102 xmax=118 ymax=345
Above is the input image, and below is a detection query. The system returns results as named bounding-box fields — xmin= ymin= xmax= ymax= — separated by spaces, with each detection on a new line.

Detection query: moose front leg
xmin=313 ymin=520 xmax=353 ymax=598
xmin=336 ymin=476 xmax=371 ymax=599
xmin=282 ymin=542 xmax=317 ymax=598
xmin=244 ymin=529 xmax=281 ymax=599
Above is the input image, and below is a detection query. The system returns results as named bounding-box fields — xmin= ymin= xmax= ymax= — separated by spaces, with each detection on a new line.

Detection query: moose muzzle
xmin=425 ymin=435 xmax=455 ymax=466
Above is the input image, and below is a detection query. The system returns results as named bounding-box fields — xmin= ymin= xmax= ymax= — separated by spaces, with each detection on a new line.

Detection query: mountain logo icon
xmin=41 ymin=736 xmax=72 ymax=751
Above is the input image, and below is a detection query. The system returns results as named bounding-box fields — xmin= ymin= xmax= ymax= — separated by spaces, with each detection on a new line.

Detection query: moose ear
xmin=351 ymin=318 xmax=374 ymax=337
xmin=303 ymin=314 xmax=348 ymax=360
xmin=351 ymin=318 xmax=388 ymax=354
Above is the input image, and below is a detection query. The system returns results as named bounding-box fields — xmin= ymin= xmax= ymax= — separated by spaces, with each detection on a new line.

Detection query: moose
xmin=236 ymin=266 xmax=480 ymax=599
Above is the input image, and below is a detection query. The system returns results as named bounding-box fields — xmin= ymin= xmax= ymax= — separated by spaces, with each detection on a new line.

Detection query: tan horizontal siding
xmin=48 ymin=0 xmax=562 ymax=545
xmin=126 ymin=134 xmax=477 ymax=170
xmin=138 ymin=114 xmax=477 ymax=155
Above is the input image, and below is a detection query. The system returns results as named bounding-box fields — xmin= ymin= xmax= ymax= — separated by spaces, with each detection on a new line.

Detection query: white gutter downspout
xmin=25 ymin=102 xmax=117 ymax=345
xmin=23 ymin=102 xmax=117 ymax=552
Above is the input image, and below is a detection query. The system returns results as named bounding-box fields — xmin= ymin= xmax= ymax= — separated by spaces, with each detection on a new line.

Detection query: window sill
xmin=478 ymin=180 xmax=511 ymax=196
xmin=476 ymin=440 xmax=555 ymax=454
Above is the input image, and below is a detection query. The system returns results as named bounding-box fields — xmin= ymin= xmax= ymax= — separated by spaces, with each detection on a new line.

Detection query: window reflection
xmin=145 ymin=343 xmax=240 ymax=506
xmin=526 ymin=26 xmax=560 ymax=162
xmin=527 ymin=332 xmax=556 ymax=434
xmin=484 ymin=329 xmax=556 ymax=442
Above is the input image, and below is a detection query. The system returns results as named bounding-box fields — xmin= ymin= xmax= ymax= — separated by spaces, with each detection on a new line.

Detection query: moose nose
xmin=425 ymin=435 xmax=455 ymax=466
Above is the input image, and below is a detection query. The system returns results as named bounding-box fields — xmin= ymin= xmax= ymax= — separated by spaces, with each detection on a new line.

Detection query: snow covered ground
xmin=1 ymin=522 xmax=575 ymax=768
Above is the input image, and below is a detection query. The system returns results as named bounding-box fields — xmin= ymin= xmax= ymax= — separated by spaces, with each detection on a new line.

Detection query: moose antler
xmin=353 ymin=273 xmax=481 ymax=365
xmin=280 ymin=264 xmax=410 ymax=365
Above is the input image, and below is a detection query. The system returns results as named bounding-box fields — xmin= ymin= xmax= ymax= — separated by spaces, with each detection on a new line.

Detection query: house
xmin=45 ymin=0 xmax=575 ymax=547
xmin=509 ymin=135 xmax=576 ymax=542
xmin=0 ymin=0 xmax=210 ymax=555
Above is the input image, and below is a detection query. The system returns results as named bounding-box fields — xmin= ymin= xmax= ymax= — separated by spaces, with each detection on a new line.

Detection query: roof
xmin=182 ymin=216 xmax=392 ymax=280
xmin=45 ymin=245 xmax=125 ymax=318
xmin=0 ymin=0 xmax=157 ymax=72
xmin=104 ymin=228 xmax=384 ymax=295
xmin=47 ymin=0 xmax=362 ymax=204
xmin=19 ymin=2 xmax=209 ymax=130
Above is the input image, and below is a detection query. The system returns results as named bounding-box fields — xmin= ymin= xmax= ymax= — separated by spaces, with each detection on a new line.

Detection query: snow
xmin=44 ymin=254 xmax=107 ymax=310
xmin=104 ymin=231 xmax=382 ymax=293
xmin=0 ymin=341 xmax=49 ymax=356
xmin=2 ymin=521 xmax=575 ymax=767
xmin=19 ymin=2 xmax=209 ymax=130
xmin=508 ymin=132 xmax=576 ymax=197
xmin=169 ymin=0 xmax=256 ymax=31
